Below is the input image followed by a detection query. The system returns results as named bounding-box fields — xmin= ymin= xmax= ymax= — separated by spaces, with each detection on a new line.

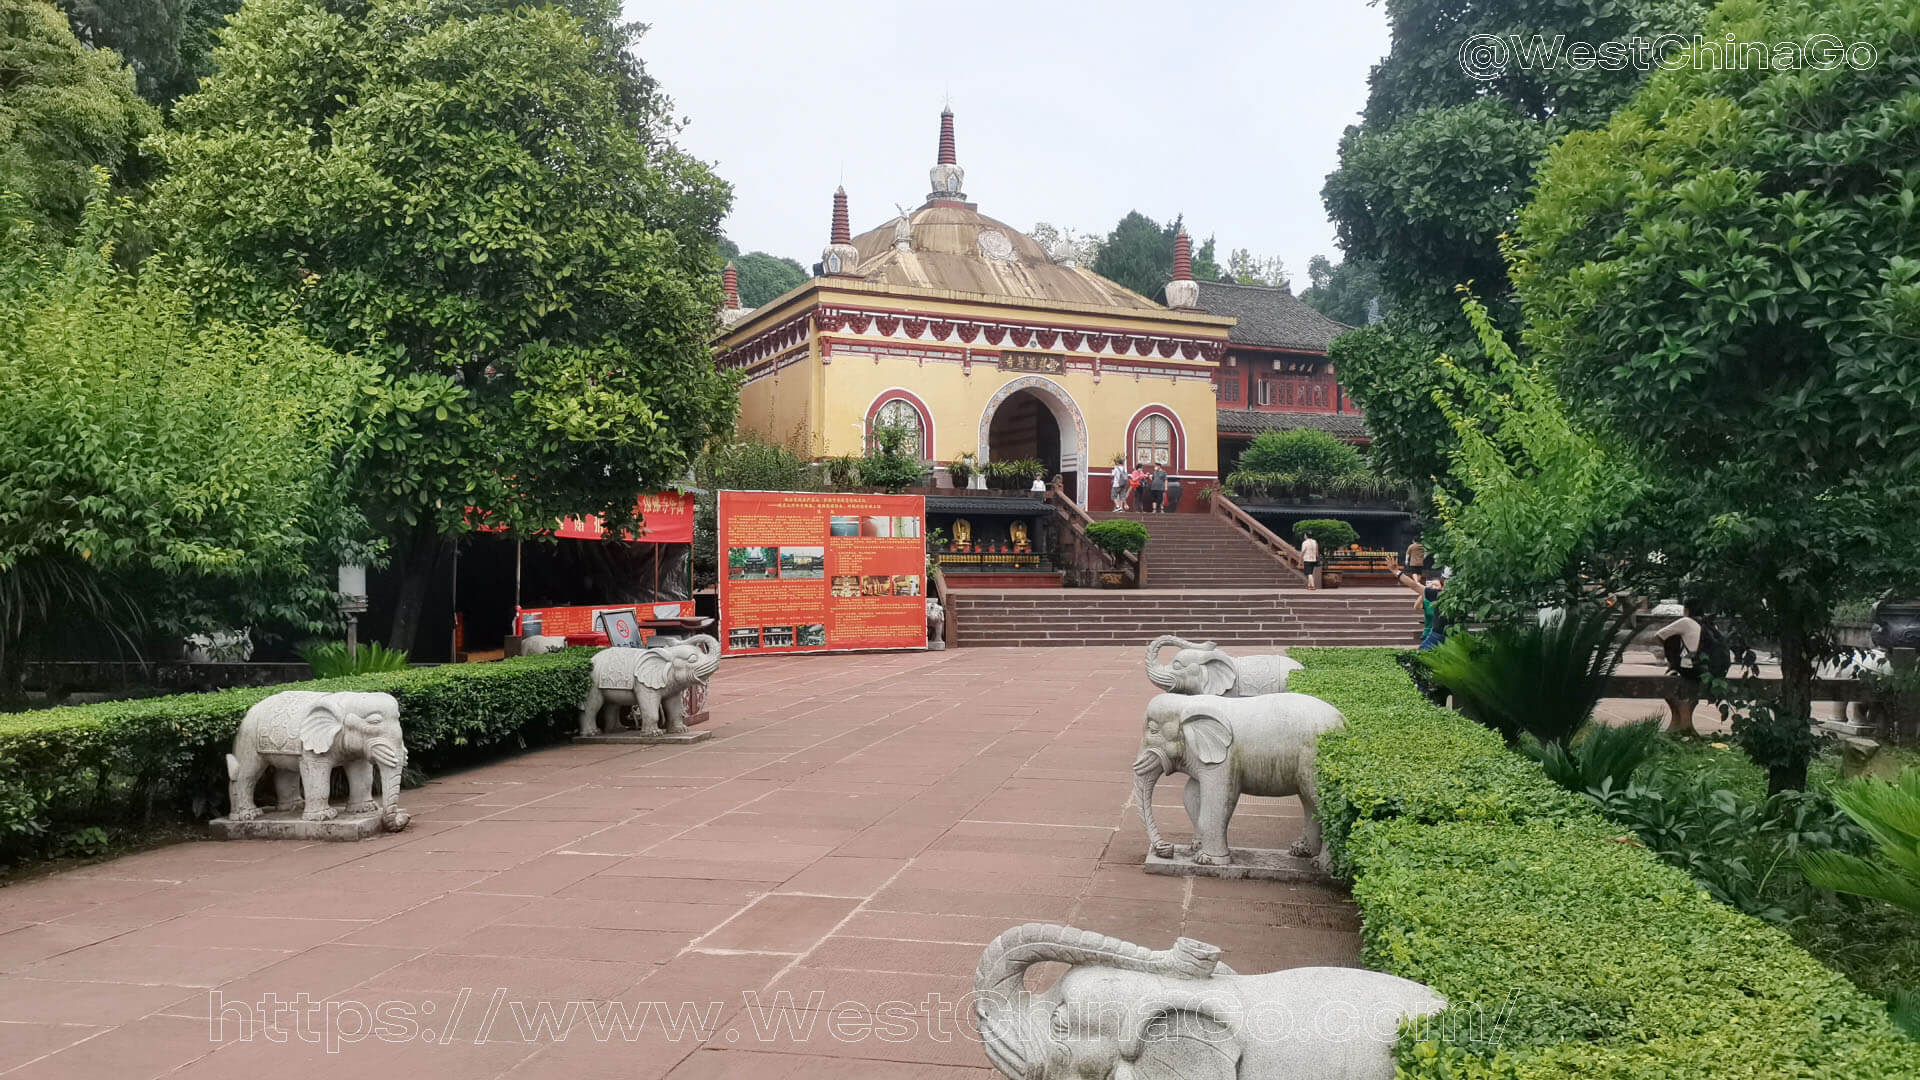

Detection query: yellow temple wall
xmin=733 ymin=344 xmax=821 ymax=457
xmin=820 ymin=357 xmax=1220 ymax=475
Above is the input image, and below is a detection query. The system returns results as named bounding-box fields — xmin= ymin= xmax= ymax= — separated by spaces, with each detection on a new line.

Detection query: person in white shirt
xmin=1653 ymin=600 xmax=1706 ymax=737
xmin=1109 ymin=460 xmax=1129 ymax=511
xmin=1300 ymin=534 xmax=1320 ymax=590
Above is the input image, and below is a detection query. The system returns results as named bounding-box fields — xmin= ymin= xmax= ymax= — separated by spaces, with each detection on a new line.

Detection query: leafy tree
xmin=718 ymin=240 xmax=807 ymax=307
xmin=0 ymin=0 xmax=157 ymax=236
xmin=1029 ymin=221 xmax=1098 ymax=268
xmin=1090 ymin=211 xmax=1219 ymax=302
xmin=0 ymin=190 xmax=372 ymax=698
xmin=1513 ymin=0 xmax=1920 ymax=790
xmin=1320 ymin=0 xmax=1706 ymax=491
xmin=857 ymin=422 xmax=924 ymax=494
xmin=690 ymin=433 xmax=817 ymax=588
xmin=1431 ymin=293 xmax=1640 ymax=623
xmin=1225 ymin=248 xmax=1287 ymax=290
xmin=55 ymin=0 xmax=239 ymax=104
xmin=1299 ymin=254 xmax=1384 ymax=326
xmin=149 ymin=0 xmax=739 ymax=650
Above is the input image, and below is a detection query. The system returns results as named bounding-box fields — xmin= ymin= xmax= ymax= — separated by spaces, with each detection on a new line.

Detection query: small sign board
xmin=594 ymin=608 xmax=644 ymax=647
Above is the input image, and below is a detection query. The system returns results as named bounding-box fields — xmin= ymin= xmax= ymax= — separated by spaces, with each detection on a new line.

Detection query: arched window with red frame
xmin=866 ymin=390 xmax=933 ymax=461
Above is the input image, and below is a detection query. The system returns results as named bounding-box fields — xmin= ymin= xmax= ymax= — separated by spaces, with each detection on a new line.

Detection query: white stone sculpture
xmin=927 ymin=597 xmax=946 ymax=650
xmin=974 ymin=923 xmax=1445 ymax=1080
xmin=519 ymin=634 xmax=568 ymax=655
xmin=225 ymin=691 xmax=410 ymax=830
xmin=1145 ymin=636 xmax=1302 ymax=696
xmin=1133 ymin=692 xmax=1344 ymax=865
xmin=578 ymin=635 xmax=720 ymax=737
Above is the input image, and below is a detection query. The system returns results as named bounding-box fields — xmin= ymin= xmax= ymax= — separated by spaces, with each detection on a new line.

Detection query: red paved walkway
xmin=0 ymin=647 xmax=1357 ymax=1079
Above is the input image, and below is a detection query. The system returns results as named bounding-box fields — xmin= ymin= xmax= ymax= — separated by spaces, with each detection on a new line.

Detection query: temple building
xmin=715 ymin=109 xmax=1236 ymax=510
xmin=1188 ymin=279 xmax=1362 ymax=473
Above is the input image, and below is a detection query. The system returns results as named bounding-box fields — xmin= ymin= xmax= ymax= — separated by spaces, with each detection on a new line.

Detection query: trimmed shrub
xmin=1085 ymin=519 xmax=1149 ymax=560
xmin=1292 ymin=518 xmax=1360 ymax=550
xmin=0 ymin=650 xmax=592 ymax=865
xmin=1294 ymin=648 xmax=1920 ymax=1078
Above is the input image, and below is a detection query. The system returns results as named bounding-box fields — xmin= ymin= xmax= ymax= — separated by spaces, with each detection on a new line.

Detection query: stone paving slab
xmin=0 ymin=647 xmax=1359 ymax=1079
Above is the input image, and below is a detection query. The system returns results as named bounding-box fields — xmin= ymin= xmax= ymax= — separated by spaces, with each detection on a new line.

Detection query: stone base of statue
xmin=576 ymin=728 xmax=713 ymax=745
xmin=210 ymin=807 xmax=390 ymax=842
xmin=1145 ymin=846 xmax=1326 ymax=883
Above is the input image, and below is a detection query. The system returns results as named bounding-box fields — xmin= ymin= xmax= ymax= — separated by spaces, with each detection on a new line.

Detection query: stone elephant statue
xmin=578 ymin=635 xmax=721 ymax=736
xmin=227 ymin=691 xmax=410 ymax=829
xmin=1133 ymin=692 xmax=1343 ymax=865
xmin=1145 ymin=636 xmax=1302 ymax=696
xmin=975 ymin=923 xmax=1444 ymax=1080
xmin=518 ymin=634 xmax=568 ymax=656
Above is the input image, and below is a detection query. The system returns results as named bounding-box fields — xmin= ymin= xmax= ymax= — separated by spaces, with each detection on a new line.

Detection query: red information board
xmin=717 ymin=491 xmax=927 ymax=656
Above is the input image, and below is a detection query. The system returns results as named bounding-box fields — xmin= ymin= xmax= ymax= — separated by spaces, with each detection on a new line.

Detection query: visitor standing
xmin=1164 ymin=474 xmax=1182 ymax=514
xmin=1417 ymin=577 xmax=1447 ymax=649
xmin=1109 ymin=458 xmax=1128 ymax=510
xmin=1127 ymin=463 xmax=1147 ymax=511
xmin=1300 ymin=533 xmax=1320 ymax=590
xmin=1404 ymin=538 xmax=1427 ymax=579
xmin=1148 ymin=464 xmax=1167 ymax=514
xmin=1653 ymin=600 xmax=1723 ymax=738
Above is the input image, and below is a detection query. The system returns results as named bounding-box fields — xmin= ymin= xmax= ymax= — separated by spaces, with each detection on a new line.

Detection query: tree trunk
xmin=1771 ymin=628 xmax=1814 ymax=794
xmin=386 ymin=524 xmax=447 ymax=655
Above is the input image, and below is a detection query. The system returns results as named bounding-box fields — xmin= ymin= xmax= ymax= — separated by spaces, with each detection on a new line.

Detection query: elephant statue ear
xmin=1200 ymin=657 xmax=1238 ymax=697
xmin=300 ymin=701 xmax=347 ymax=754
xmin=1180 ymin=712 xmax=1233 ymax=765
xmin=633 ymin=649 xmax=674 ymax=690
xmin=1124 ymin=1008 xmax=1239 ymax=1080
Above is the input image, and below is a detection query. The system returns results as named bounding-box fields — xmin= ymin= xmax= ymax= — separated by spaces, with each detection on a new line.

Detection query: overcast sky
xmin=627 ymin=0 xmax=1390 ymax=287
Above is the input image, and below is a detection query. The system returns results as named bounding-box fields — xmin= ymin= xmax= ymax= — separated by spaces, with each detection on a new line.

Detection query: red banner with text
xmin=717 ymin=491 xmax=927 ymax=656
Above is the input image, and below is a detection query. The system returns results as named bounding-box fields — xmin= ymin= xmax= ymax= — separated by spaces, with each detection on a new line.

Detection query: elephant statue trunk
xmin=974 ymin=924 xmax=1225 ymax=1080
xmin=972 ymin=923 xmax=1445 ymax=1080
xmin=1144 ymin=634 xmax=1207 ymax=691
xmin=1131 ymin=747 xmax=1171 ymax=857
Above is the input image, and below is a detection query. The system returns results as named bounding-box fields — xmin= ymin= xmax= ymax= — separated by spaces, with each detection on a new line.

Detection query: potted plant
xmin=1085 ymin=520 xmax=1148 ymax=587
xmin=947 ymin=452 xmax=977 ymax=490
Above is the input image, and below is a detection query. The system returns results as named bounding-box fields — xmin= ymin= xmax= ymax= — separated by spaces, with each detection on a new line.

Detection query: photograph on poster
xmin=829 ymin=516 xmax=860 ymax=538
xmin=891 ymin=575 xmax=920 ymax=597
xmin=892 ymin=517 xmax=922 ymax=539
xmin=861 ymin=575 xmax=894 ymax=597
xmin=729 ymin=627 xmax=761 ymax=649
xmin=830 ymin=575 xmax=860 ymax=598
xmin=727 ymin=546 xmax=779 ymax=580
xmin=762 ymin=625 xmax=796 ymax=647
xmin=860 ymin=516 xmax=892 ymax=538
xmin=779 ymin=546 xmax=825 ymax=578
xmin=798 ymin=624 xmax=827 ymax=647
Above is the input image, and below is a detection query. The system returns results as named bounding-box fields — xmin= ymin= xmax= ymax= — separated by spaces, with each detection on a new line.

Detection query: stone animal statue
xmin=975 ymin=923 xmax=1444 ymax=1080
xmin=519 ymin=634 xmax=568 ymax=656
xmin=1133 ymin=692 xmax=1344 ymax=864
xmin=227 ymin=691 xmax=410 ymax=830
xmin=1145 ymin=636 xmax=1302 ymax=697
xmin=578 ymin=635 xmax=721 ymax=736
xmin=927 ymin=597 xmax=946 ymax=650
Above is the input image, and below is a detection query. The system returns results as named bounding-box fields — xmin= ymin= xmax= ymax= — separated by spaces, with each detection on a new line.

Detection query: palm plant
xmin=1527 ymin=718 xmax=1661 ymax=794
xmin=1801 ymin=769 xmax=1920 ymax=915
xmin=1416 ymin=604 xmax=1628 ymax=746
xmin=300 ymin=642 xmax=410 ymax=677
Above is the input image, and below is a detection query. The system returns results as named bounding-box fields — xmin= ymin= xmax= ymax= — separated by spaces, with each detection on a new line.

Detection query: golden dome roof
xmin=845 ymin=203 xmax=1162 ymax=311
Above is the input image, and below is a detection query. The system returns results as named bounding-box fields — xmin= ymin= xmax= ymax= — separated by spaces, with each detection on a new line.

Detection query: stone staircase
xmin=1089 ymin=510 xmax=1305 ymax=589
xmin=948 ymin=587 xmax=1422 ymax=648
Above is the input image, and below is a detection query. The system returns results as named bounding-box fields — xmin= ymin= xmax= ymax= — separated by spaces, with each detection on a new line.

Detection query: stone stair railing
xmin=1208 ymin=491 xmax=1307 ymax=579
xmin=1045 ymin=481 xmax=1143 ymax=588
xmin=930 ymin=566 xmax=958 ymax=647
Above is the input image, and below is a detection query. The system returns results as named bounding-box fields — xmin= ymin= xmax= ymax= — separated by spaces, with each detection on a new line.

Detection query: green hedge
xmin=0 ymin=650 xmax=592 ymax=864
xmin=1291 ymin=648 xmax=1920 ymax=1079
